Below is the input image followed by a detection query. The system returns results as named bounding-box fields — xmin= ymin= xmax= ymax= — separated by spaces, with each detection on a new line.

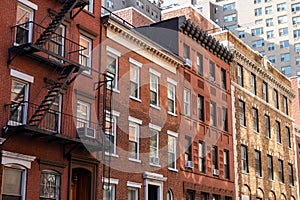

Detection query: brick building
xmin=214 ymin=30 xmax=298 ymax=200
xmin=0 ymin=0 xmax=105 ymax=199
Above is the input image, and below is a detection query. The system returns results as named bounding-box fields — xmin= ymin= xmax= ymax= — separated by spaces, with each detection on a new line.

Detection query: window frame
xmin=149 ymin=128 xmax=159 ymax=164
xmin=241 ymin=145 xmax=248 ymax=173
xmin=288 ymin=163 xmax=294 ymax=186
xmin=278 ymin=159 xmax=284 ymax=183
xmin=211 ymin=101 xmax=216 ymax=126
xmin=149 ymin=69 xmax=160 ymax=107
xmin=197 ymin=53 xmax=203 ymax=76
xmin=15 ymin=3 xmax=34 ymax=45
xmin=128 ymin=118 xmax=141 ymax=161
xmin=129 ymin=62 xmax=141 ymax=100
xmin=209 ymin=60 xmax=215 ymax=82
xmin=276 ymin=121 xmax=281 ymax=143
xmin=255 ymin=150 xmax=262 ymax=177
xmin=40 ymin=170 xmax=61 ymax=200
xmin=239 ymin=100 xmax=246 ymax=126
xmin=267 ymin=155 xmax=274 ymax=180
xmin=252 ymin=107 xmax=259 ymax=132
xmin=79 ymin=35 xmax=92 ymax=74
xmin=237 ymin=64 xmax=244 ymax=86
xmin=104 ymin=112 xmax=119 ymax=156
xmin=168 ymin=131 xmax=178 ymax=171
xmin=265 ymin=115 xmax=271 ymax=138
xmin=224 ymin=149 xmax=230 ymax=179
xmin=76 ymin=100 xmax=90 ymax=128
xmin=106 ymin=47 xmax=120 ymax=91
xmin=199 ymin=141 xmax=206 ymax=173
xmin=198 ymin=95 xmax=204 ymax=121
xmin=183 ymin=88 xmax=191 ymax=116
xmin=286 ymin=126 xmax=291 ymax=148
xmin=167 ymin=79 xmax=177 ymax=115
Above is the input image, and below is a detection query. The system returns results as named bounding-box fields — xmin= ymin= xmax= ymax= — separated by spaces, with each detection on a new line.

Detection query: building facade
xmin=177 ymin=0 xmax=300 ymax=77
xmin=214 ymin=30 xmax=298 ymax=200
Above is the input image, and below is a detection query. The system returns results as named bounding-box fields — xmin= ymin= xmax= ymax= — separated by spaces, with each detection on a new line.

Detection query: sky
xmin=162 ymin=0 xmax=177 ymax=6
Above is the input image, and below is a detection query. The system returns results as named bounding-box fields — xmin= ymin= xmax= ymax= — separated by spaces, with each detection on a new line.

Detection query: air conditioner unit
xmin=185 ymin=161 xmax=194 ymax=168
xmin=150 ymin=157 xmax=159 ymax=164
xmin=184 ymin=58 xmax=192 ymax=68
xmin=213 ymin=169 xmax=219 ymax=175
xmin=77 ymin=127 xmax=95 ymax=138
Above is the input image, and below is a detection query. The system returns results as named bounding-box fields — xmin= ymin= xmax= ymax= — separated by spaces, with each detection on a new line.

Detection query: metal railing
xmin=5 ymin=101 xmax=101 ymax=140
xmin=10 ymin=21 xmax=86 ymax=65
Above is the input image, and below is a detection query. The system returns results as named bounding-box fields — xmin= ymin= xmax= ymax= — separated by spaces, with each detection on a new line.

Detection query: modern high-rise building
xmin=177 ymin=0 xmax=300 ymax=77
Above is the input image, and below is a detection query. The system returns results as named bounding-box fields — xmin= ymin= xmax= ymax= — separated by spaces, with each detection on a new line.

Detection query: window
xmin=183 ymin=43 xmax=190 ymax=59
xmin=199 ymin=142 xmax=206 ymax=173
xmin=255 ymin=8 xmax=262 ymax=16
xmin=265 ymin=115 xmax=270 ymax=138
xmin=267 ymin=43 xmax=275 ymax=51
xmin=274 ymin=89 xmax=279 ymax=109
xmin=128 ymin=188 xmax=138 ymax=200
xmin=254 ymin=0 xmax=262 ymax=4
xmin=201 ymin=192 xmax=209 ymax=200
xmin=167 ymin=81 xmax=176 ymax=114
xmin=212 ymin=146 xmax=218 ymax=173
xmin=106 ymin=50 xmax=119 ymax=90
xmin=10 ymin=79 xmax=29 ymax=124
xmin=224 ymin=14 xmax=237 ymax=22
xmin=197 ymin=53 xmax=203 ymax=75
xmin=286 ymin=126 xmax=291 ymax=148
xmin=222 ymin=107 xmax=228 ymax=131
xmin=76 ymin=101 xmax=90 ymax=128
xmin=265 ymin=6 xmax=272 ymax=14
xmin=79 ymin=35 xmax=92 ymax=74
xmin=150 ymin=128 xmax=159 ymax=164
xmin=278 ymin=15 xmax=287 ymax=24
xmin=150 ymin=71 xmax=159 ymax=107
xmin=238 ymin=31 xmax=245 ymax=38
xmin=40 ymin=170 xmax=60 ymax=200
xmin=184 ymin=88 xmax=191 ymax=116
xmin=224 ymin=150 xmax=230 ymax=179
xmin=283 ymin=96 xmax=288 ymax=114
xmin=49 ymin=25 xmax=65 ymax=59
xmin=239 ymin=100 xmax=246 ymax=126
xmin=266 ymin=18 xmax=273 ymax=27
xmin=105 ymin=113 xmax=117 ymax=155
xmin=252 ymin=39 xmax=264 ymax=48
xmin=282 ymin=66 xmax=291 ymax=75
xmin=241 ymin=145 xmax=248 ymax=173
xmin=223 ymin=2 xmax=235 ymax=11
xmin=253 ymin=107 xmax=259 ymax=132
xmin=250 ymin=73 xmax=256 ymax=94
xmin=212 ymin=194 xmax=220 ymax=200
xmin=130 ymin=63 xmax=140 ymax=99
xmin=198 ymin=95 xmax=204 ymax=121
xmin=136 ymin=0 xmax=144 ymax=9
xmin=237 ymin=64 xmax=244 ymax=86
xmin=129 ymin=121 xmax=140 ymax=160
xmin=259 ymin=51 xmax=265 ymax=56
xmin=277 ymin=3 xmax=286 ymax=11
xmin=221 ymin=68 xmax=226 ymax=90
xmin=279 ymin=28 xmax=288 ymax=36
xmin=186 ymin=190 xmax=195 ymax=200
xmin=45 ymin=95 xmax=61 ymax=132
xmin=84 ymin=0 xmax=94 ymax=12
xmin=294 ymin=29 xmax=300 ymax=38
xmin=293 ymin=16 xmax=300 ymax=25
xmin=103 ymin=184 xmax=116 ymax=200
xmin=278 ymin=159 xmax=284 ymax=183
xmin=168 ymin=134 xmax=177 ymax=169
xmin=267 ymin=155 xmax=274 ymax=180
xmin=280 ymin=40 xmax=289 ymax=49
xmin=211 ymin=101 xmax=216 ymax=126
xmin=225 ymin=197 xmax=232 ymax=200
xmin=288 ymin=163 xmax=294 ymax=186
xmin=15 ymin=3 xmax=34 ymax=45
xmin=266 ymin=30 xmax=274 ymax=39
xmin=280 ymin=53 xmax=290 ymax=62
xmin=295 ymin=43 xmax=300 ymax=52
xmin=185 ymin=136 xmax=192 ymax=162
xmin=167 ymin=190 xmax=173 ymax=200
xmin=262 ymin=81 xmax=268 ymax=102
xmin=2 ymin=165 xmax=26 ymax=200
xmin=292 ymin=3 xmax=300 ymax=12
xmin=106 ymin=0 xmax=114 ymax=9
xmin=255 ymin=19 xmax=262 ymax=24
xmin=255 ymin=150 xmax=262 ymax=177
xmin=209 ymin=61 xmax=215 ymax=82
xmin=269 ymin=56 xmax=275 ymax=63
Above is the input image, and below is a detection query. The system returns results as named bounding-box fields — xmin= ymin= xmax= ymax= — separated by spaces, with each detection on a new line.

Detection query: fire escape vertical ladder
xmin=35 ymin=0 xmax=78 ymax=46
xmin=28 ymin=66 xmax=76 ymax=126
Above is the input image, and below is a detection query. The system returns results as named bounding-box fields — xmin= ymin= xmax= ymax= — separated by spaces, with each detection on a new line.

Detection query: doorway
xmin=71 ymin=168 xmax=92 ymax=200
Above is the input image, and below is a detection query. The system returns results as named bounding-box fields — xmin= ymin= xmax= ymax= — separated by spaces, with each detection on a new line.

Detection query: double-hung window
xmin=239 ymin=100 xmax=246 ymax=126
xmin=184 ymin=88 xmax=190 ymax=116
xmin=105 ymin=111 xmax=119 ymax=155
xmin=255 ymin=150 xmax=262 ymax=177
xmin=79 ymin=35 xmax=92 ymax=74
xmin=76 ymin=101 xmax=90 ymax=128
xmin=265 ymin=115 xmax=270 ymax=138
xmin=167 ymin=78 xmax=176 ymax=115
xmin=288 ymin=163 xmax=294 ymax=186
xmin=212 ymin=146 xmax=218 ymax=174
xmin=106 ymin=47 xmax=120 ymax=90
xmin=262 ymin=82 xmax=268 ymax=102
xmin=149 ymin=124 xmax=161 ymax=165
xmin=83 ymin=0 xmax=94 ymax=13
xmin=224 ymin=150 xmax=229 ymax=179
xmin=185 ymin=136 xmax=192 ymax=162
xmin=168 ymin=131 xmax=177 ymax=170
xmin=276 ymin=121 xmax=281 ymax=143
xmin=283 ymin=96 xmax=288 ymax=114
xmin=199 ymin=142 xmax=206 ymax=173
xmin=278 ymin=159 xmax=284 ymax=183
xmin=211 ymin=101 xmax=216 ymax=126
xmin=237 ymin=64 xmax=244 ymax=86
xmin=209 ymin=61 xmax=215 ymax=82
xmin=198 ymin=95 xmax=204 ymax=121
xmin=130 ymin=59 xmax=141 ymax=100
xmin=15 ymin=3 xmax=34 ymax=45
xmin=221 ymin=68 xmax=226 ymax=90
xmin=222 ymin=107 xmax=228 ymax=131
xmin=253 ymin=107 xmax=259 ymax=132
xmin=250 ymin=73 xmax=256 ymax=94
xmin=286 ymin=126 xmax=291 ymax=148
xmin=267 ymin=155 xmax=273 ymax=180
xmin=149 ymin=69 xmax=160 ymax=107
xmin=40 ymin=170 xmax=60 ymax=200
xmin=197 ymin=53 xmax=203 ymax=76
xmin=274 ymin=89 xmax=279 ymax=109
xmin=128 ymin=117 xmax=141 ymax=161
xmin=241 ymin=145 xmax=248 ymax=173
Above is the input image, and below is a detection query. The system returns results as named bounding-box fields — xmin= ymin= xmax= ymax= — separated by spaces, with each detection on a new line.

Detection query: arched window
xmin=40 ymin=170 xmax=60 ymax=200
xmin=167 ymin=189 xmax=173 ymax=200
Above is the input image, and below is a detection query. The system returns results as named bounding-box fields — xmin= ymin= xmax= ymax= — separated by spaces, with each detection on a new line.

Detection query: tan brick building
xmin=214 ymin=31 xmax=298 ymax=200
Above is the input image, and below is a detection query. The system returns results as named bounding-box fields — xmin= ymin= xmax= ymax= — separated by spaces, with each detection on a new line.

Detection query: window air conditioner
xmin=213 ymin=169 xmax=219 ymax=175
xmin=185 ymin=161 xmax=195 ymax=168
xmin=77 ymin=127 xmax=95 ymax=138
xmin=184 ymin=58 xmax=192 ymax=68
xmin=150 ymin=157 xmax=159 ymax=164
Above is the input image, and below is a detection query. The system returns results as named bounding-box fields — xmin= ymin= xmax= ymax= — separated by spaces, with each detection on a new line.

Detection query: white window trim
xmin=149 ymin=129 xmax=159 ymax=162
xmin=149 ymin=123 xmax=161 ymax=131
xmin=130 ymin=63 xmax=141 ymax=100
xmin=106 ymin=50 xmax=119 ymax=91
xmin=18 ymin=0 xmax=38 ymax=10
xmin=10 ymin=69 xmax=34 ymax=83
xmin=80 ymin=35 xmax=92 ymax=74
xmin=167 ymin=134 xmax=177 ymax=171
xmin=143 ymin=172 xmax=166 ymax=200
xmin=106 ymin=46 xmax=121 ymax=57
xmin=149 ymin=68 xmax=161 ymax=77
xmin=104 ymin=114 xmax=118 ymax=156
xmin=128 ymin=116 xmax=142 ymax=125
xmin=184 ymin=88 xmax=191 ymax=116
xmin=167 ymin=82 xmax=176 ymax=115
xmin=129 ymin=58 xmax=142 ymax=68
xmin=127 ymin=181 xmax=142 ymax=188
xmin=167 ymin=130 xmax=178 ymax=138
xmin=102 ymin=177 xmax=119 ymax=185
xmin=128 ymin=119 xmax=141 ymax=161
xmin=167 ymin=77 xmax=177 ymax=86
xmin=76 ymin=100 xmax=90 ymax=128
xmin=1 ymin=150 xmax=36 ymax=169
xmin=84 ymin=0 xmax=94 ymax=13
xmin=150 ymin=73 xmax=160 ymax=108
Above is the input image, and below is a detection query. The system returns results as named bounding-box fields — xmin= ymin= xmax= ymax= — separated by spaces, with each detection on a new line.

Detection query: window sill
xmin=81 ymin=71 xmax=93 ymax=78
xmin=277 ymin=142 xmax=282 ymax=145
xmin=240 ymin=124 xmax=247 ymax=129
xmin=128 ymin=158 xmax=141 ymax=163
xmin=168 ymin=168 xmax=178 ymax=172
xmin=149 ymin=163 xmax=161 ymax=168
xmin=105 ymin=152 xmax=119 ymax=158
xmin=256 ymin=175 xmax=263 ymax=179
xmin=253 ymin=130 xmax=259 ymax=134
xmin=111 ymin=88 xmax=120 ymax=94
xmin=150 ymin=104 xmax=160 ymax=110
xmin=82 ymin=9 xmax=95 ymax=17
xmin=241 ymin=171 xmax=249 ymax=175
xmin=168 ymin=112 xmax=177 ymax=117
xmin=130 ymin=96 xmax=142 ymax=102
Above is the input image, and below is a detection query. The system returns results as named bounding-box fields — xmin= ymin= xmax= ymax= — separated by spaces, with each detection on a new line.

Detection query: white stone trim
xmin=149 ymin=123 xmax=161 ymax=131
xmin=106 ymin=46 xmax=121 ymax=57
xmin=167 ymin=77 xmax=177 ymax=86
xmin=129 ymin=58 xmax=142 ymax=68
xmin=143 ymin=171 xmax=167 ymax=181
xmin=127 ymin=181 xmax=142 ymax=188
xmin=167 ymin=130 xmax=178 ymax=138
xmin=128 ymin=116 xmax=142 ymax=125
xmin=18 ymin=0 xmax=38 ymax=10
xmin=149 ymin=68 xmax=161 ymax=77
xmin=11 ymin=69 xmax=34 ymax=83
xmin=1 ymin=150 xmax=36 ymax=169
xmin=106 ymin=110 xmax=120 ymax=117
xmin=102 ymin=177 xmax=119 ymax=185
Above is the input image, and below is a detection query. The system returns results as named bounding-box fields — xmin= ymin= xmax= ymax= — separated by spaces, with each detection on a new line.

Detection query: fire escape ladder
xmin=35 ymin=0 xmax=79 ymax=47
xmin=28 ymin=66 xmax=77 ymax=126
